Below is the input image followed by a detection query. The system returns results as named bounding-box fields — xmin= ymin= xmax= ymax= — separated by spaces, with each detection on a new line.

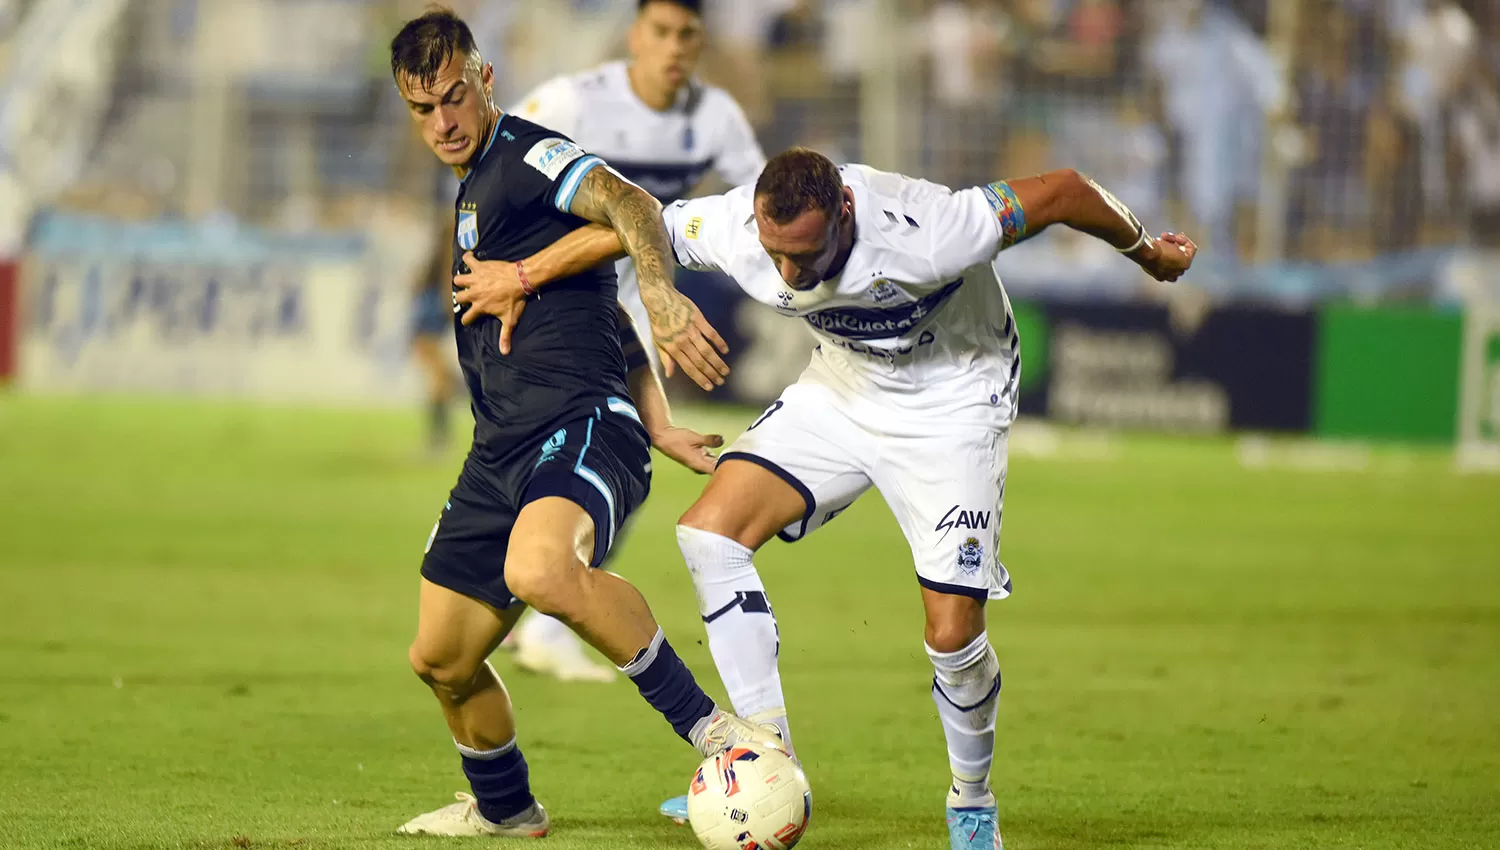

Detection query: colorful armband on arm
xmin=981 ymin=180 xmax=1029 ymax=249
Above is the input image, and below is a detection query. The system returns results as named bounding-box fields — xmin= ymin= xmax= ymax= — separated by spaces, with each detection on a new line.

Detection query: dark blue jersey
xmin=451 ymin=113 xmax=632 ymax=461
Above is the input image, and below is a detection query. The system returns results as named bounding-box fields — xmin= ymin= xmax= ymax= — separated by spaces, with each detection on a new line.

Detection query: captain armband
xmin=981 ymin=181 xmax=1029 ymax=249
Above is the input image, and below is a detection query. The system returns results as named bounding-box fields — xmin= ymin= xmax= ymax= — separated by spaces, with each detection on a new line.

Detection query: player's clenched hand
xmin=1135 ymin=232 xmax=1197 ymax=283
xmin=453 ymin=251 xmax=526 ymax=353
xmin=651 ymin=291 xmax=731 ymax=392
xmin=650 ymin=426 xmax=724 ymax=475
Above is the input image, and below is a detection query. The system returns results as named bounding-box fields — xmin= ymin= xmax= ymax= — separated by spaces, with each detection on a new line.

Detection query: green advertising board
xmin=1313 ymin=305 xmax=1464 ymax=442
xmin=1008 ymin=300 xmax=1047 ymax=394
xmin=1479 ymin=330 xmax=1500 ymax=441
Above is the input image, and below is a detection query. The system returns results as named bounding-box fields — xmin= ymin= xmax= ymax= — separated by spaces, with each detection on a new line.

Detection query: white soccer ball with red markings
xmin=687 ymin=744 xmax=812 ymax=850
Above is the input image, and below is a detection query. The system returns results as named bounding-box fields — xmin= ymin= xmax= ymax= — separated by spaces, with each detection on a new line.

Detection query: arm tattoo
xmin=568 ymin=167 xmax=690 ymax=342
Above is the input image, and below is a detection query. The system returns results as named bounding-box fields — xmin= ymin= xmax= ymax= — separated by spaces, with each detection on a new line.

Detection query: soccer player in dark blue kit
xmin=388 ymin=9 xmax=782 ymax=838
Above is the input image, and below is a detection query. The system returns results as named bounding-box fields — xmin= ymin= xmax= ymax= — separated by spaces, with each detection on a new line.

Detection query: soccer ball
xmin=687 ymin=745 xmax=811 ymax=850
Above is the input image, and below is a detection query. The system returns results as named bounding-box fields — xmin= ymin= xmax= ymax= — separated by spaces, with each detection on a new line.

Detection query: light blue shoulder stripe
xmin=554 ymin=155 xmax=604 ymax=213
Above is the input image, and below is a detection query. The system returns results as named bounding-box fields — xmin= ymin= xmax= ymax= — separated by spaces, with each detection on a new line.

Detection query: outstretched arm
xmin=567 ymin=166 xmax=729 ymax=389
xmin=986 ymin=169 xmax=1195 ymax=281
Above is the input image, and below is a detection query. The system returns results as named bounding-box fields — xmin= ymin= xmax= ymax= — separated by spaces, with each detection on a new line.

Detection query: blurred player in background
xmin=515 ymin=0 xmax=764 ymax=369
xmin=488 ymin=0 xmax=766 ymax=682
xmin=459 ymin=148 xmax=1196 ymax=849
xmin=412 ymin=217 xmax=459 ymax=455
xmin=387 ymin=10 xmax=779 ymax=838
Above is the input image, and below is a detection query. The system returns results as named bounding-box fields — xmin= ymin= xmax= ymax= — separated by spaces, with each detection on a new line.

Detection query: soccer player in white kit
xmin=485 ymin=0 xmax=766 ymax=682
xmin=458 ymin=148 xmax=1196 ymax=849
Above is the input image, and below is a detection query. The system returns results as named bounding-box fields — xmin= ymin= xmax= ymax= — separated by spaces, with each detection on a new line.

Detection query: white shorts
xmin=723 ymin=382 xmax=1012 ymax=600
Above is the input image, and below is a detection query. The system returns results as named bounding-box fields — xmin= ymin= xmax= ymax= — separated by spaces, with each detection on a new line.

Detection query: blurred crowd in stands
xmin=3 ymin=0 xmax=1497 ymax=267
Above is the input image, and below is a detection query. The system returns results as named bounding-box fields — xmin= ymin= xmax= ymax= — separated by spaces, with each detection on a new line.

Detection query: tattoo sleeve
xmin=567 ymin=166 xmax=690 ymax=341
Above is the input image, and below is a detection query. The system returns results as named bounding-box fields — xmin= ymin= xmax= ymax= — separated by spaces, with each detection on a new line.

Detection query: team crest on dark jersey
xmin=957 ymin=537 xmax=983 ymax=575
xmin=457 ymin=203 xmax=479 ymax=250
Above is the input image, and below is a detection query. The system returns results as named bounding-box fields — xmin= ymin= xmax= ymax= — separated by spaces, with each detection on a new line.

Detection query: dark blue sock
xmin=460 ymin=741 xmax=535 ymax=824
xmin=623 ymin=629 xmax=717 ymax=742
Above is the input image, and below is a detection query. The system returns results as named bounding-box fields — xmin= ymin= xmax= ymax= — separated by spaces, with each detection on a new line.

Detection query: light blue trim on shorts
xmin=573 ymin=414 xmax=617 ymax=550
xmin=606 ymin=396 xmax=642 ymax=425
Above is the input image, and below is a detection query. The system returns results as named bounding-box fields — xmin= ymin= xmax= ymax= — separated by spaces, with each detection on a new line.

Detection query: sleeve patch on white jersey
xmin=685 ymin=216 xmax=703 ymax=240
xmin=524 ymin=138 xmax=586 ymax=182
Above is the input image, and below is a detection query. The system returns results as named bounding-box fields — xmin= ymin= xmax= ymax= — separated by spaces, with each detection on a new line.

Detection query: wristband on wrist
xmin=1118 ymin=225 xmax=1151 ymax=255
xmin=516 ymin=260 xmax=537 ymax=297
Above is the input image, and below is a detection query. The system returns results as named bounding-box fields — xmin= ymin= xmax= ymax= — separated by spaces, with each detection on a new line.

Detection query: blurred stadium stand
xmin=6 ymin=0 xmax=1498 ymax=280
xmin=2 ymin=0 xmax=1498 ymax=455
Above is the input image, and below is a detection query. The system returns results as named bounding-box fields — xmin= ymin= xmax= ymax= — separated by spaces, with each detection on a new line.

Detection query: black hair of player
xmin=637 ymin=0 xmax=703 ymax=14
xmin=754 ymin=147 xmax=843 ymax=225
xmin=390 ymin=7 xmax=478 ymax=90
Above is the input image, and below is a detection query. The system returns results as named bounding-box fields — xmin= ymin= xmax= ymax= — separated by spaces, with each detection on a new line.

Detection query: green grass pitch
xmin=1 ymin=394 xmax=1497 ymax=850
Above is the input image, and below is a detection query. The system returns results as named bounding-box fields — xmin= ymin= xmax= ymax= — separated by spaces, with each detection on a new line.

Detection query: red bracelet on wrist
xmin=516 ymin=260 xmax=537 ymax=297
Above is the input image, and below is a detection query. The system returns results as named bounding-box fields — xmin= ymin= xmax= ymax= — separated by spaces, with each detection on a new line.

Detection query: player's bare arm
xmin=454 ymin=268 xmax=723 ymax=466
xmin=453 ymin=227 xmax=625 ymax=342
xmin=620 ymin=304 xmax=722 ymax=475
xmin=566 ymin=166 xmax=730 ymax=390
xmin=990 ymin=169 xmax=1197 ymax=282
xmin=522 ymin=225 xmax=626 ymax=282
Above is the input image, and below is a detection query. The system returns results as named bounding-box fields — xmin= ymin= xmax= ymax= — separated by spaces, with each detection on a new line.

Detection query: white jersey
xmin=512 ymin=60 xmax=765 ymax=204
xmin=512 ymin=61 xmax=765 ymax=370
xmin=663 ymin=164 xmax=1022 ymax=431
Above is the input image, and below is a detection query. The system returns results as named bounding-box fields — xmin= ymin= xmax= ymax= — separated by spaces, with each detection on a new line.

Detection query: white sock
xmin=514 ymin=612 xmax=583 ymax=654
xmin=677 ymin=525 xmax=794 ymax=757
xmin=928 ymin=632 xmax=1001 ymax=808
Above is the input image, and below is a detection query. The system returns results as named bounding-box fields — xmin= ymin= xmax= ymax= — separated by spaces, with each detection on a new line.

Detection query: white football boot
xmin=510 ymin=617 xmax=616 ymax=683
xmin=514 ymin=639 xmax=616 ymax=683
xmin=396 ymin=792 xmax=550 ymax=837
xmin=692 ymin=710 xmax=788 ymax=759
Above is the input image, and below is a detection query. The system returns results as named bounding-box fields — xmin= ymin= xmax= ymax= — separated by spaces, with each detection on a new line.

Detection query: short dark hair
xmin=638 ymin=0 xmax=703 ymax=13
xmin=754 ymin=147 xmax=843 ymax=225
xmin=390 ymin=7 xmax=478 ymax=90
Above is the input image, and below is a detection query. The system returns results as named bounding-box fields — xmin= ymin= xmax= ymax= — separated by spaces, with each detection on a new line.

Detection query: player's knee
xmin=678 ymin=498 xmax=724 ymax=534
xmin=504 ymin=541 xmax=584 ymax=618
xmin=925 ymin=618 xmax=985 ymax=655
xmin=408 ymin=641 xmax=480 ymax=695
xmin=679 ymin=498 xmax=765 ymax=549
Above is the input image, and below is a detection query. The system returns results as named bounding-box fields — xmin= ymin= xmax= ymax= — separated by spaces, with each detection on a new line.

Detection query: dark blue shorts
xmin=412 ymin=289 xmax=451 ymax=336
xmin=419 ymin=399 xmax=652 ymax=610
